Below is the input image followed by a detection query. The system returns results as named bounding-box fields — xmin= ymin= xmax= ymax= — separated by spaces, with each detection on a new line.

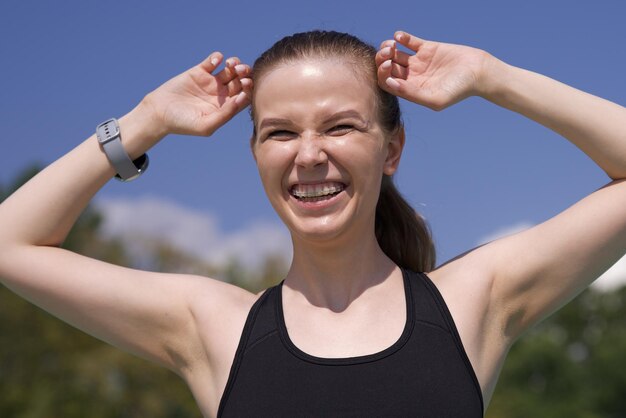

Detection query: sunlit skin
xmin=251 ymin=59 xmax=405 ymax=304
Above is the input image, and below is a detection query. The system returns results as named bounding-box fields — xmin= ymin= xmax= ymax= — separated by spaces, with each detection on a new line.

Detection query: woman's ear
xmin=383 ymin=126 xmax=405 ymax=176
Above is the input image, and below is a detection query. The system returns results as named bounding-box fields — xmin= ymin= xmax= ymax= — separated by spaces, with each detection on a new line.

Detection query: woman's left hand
xmin=376 ymin=31 xmax=495 ymax=110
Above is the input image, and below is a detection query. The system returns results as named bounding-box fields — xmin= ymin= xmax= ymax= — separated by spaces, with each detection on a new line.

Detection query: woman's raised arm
xmin=0 ymin=52 xmax=253 ymax=373
xmin=376 ymin=31 xmax=626 ymax=340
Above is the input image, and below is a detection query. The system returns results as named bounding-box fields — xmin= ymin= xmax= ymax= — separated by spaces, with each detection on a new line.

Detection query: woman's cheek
xmin=257 ymin=146 xmax=292 ymax=189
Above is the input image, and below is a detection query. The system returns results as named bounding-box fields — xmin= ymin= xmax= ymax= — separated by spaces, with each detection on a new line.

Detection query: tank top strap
xmin=403 ymin=269 xmax=453 ymax=329
xmin=216 ymin=284 xmax=280 ymax=417
xmin=410 ymin=270 xmax=485 ymax=413
xmin=243 ymin=284 xmax=282 ymax=351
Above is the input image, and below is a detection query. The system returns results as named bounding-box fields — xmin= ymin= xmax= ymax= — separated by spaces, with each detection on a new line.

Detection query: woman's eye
xmin=267 ymin=130 xmax=296 ymax=140
xmin=327 ymin=125 xmax=354 ymax=136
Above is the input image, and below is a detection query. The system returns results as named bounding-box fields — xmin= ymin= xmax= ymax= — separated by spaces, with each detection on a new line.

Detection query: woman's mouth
xmin=289 ymin=182 xmax=346 ymax=203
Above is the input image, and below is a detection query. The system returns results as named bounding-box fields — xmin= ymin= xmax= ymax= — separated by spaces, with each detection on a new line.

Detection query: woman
xmin=0 ymin=29 xmax=624 ymax=417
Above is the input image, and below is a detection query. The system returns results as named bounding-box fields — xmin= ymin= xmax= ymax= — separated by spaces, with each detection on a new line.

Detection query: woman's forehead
xmin=256 ymin=58 xmax=366 ymax=85
xmin=252 ymin=60 xmax=377 ymax=120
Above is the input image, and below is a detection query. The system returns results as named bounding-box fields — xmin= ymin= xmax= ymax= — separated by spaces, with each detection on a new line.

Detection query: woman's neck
xmin=285 ymin=230 xmax=397 ymax=311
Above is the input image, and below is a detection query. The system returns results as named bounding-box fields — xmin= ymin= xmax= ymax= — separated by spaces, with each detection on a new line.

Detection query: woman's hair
xmin=251 ymin=30 xmax=436 ymax=272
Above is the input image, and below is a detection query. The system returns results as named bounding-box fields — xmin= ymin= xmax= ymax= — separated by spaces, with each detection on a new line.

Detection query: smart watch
xmin=96 ymin=118 xmax=149 ymax=181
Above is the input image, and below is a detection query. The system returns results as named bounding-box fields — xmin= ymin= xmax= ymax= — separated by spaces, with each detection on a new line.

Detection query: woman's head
xmin=251 ymin=30 xmax=402 ymax=138
xmin=250 ymin=30 xmax=435 ymax=272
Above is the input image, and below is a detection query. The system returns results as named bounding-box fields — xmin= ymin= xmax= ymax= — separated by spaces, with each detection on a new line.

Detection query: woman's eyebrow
xmin=258 ymin=110 xmax=368 ymax=131
xmin=323 ymin=110 xmax=368 ymax=126
xmin=258 ymin=118 xmax=292 ymax=131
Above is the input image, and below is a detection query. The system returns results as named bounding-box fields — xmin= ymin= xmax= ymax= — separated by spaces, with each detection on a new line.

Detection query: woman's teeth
xmin=291 ymin=182 xmax=345 ymax=200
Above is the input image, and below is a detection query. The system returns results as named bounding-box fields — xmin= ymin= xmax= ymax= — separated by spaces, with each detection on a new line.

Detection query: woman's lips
xmin=290 ymin=181 xmax=346 ymax=201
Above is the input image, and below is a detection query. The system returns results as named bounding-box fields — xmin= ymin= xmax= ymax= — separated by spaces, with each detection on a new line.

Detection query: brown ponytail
xmin=252 ymin=30 xmax=436 ymax=272
xmin=376 ymin=175 xmax=436 ymax=272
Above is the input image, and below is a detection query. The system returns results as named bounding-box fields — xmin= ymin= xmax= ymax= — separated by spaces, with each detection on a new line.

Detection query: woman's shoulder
xmin=180 ymin=275 xmax=263 ymax=366
xmin=184 ymin=274 xmax=263 ymax=321
xmin=426 ymin=244 xmax=494 ymax=291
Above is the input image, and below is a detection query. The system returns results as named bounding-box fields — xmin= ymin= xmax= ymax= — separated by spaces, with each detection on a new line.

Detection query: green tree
xmin=487 ymin=285 xmax=626 ymax=418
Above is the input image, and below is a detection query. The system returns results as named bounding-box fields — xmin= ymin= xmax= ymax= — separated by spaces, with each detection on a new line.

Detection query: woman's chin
xmin=279 ymin=189 xmax=374 ymax=246
xmin=289 ymin=217 xmax=345 ymax=242
xmin=284 ymin=193 xmax=351 ymax=241
xmin=286 ymin=211 xmax=369 ymax=247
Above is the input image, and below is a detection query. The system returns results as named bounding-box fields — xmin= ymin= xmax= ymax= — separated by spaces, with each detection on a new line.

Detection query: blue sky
xmin=1 ymin=1 xmax=625 ymax=285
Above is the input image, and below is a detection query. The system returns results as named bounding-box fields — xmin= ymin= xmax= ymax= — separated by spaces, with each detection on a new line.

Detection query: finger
xmin=376 ymin=45 xmax=412 ymax=68
xmin=377 ymin=59 xmax=395 ymax=87
xmin=198 ymin=52 xmax=223 ymax=73
xmin=240 ymin=77 xmax=253 ymax=94
xmin=218 ymin=92 xmax=250 ymax=119
xmin=215 ymin=64 xmax=237 ymax=85
xmin=226 ymin=76 xmax=243 ymax=97
xmin=215 ymin=57 xmax=241 ymax=84
xmin=234 ymin=90 xmax=250 ymax=108
xmin=378 ymin=39 xmax=396 ymax=50
xmin=394 ymin=31 xmax=426 ymax=52
xmin=378 ymin=58 xmax=408 ymax=83
xmin=392 ymin=50 xmax=412 ymax=67
xmin=383 ymin=76 xmax=408 ymax=96
xmin=225 ymin=57 xmax=241 ymax=69
xmin=381 ymin=76 xmax=440 ymax=110
xmin=233 ymin=63 xmax=251 ymax=79
xmin=375 ymin=43 xmax=397 ymax=66
xmin=203 ymin=92 xmax=250 ymax=136
xmin=226 ymin=70 xmax=255 ymax=97
xmin=390 ymin=62 xmax=408 ymax=79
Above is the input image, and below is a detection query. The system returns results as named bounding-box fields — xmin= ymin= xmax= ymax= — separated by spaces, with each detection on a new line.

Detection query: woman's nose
xmin=294 ymin=133 xmax=328 ymax=168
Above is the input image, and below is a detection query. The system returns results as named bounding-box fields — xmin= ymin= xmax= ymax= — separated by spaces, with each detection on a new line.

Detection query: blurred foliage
xmin=486 ymin=286 xmax=626 ymax=418
xmin=1 ymin=166 xmax=625 ymax=417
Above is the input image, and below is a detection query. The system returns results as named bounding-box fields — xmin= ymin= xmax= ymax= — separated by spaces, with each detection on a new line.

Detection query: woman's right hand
xmin=141 ymin=52 xmax=252 ymax=138
xmin=375 ymin=31 xmax=493 ymax=111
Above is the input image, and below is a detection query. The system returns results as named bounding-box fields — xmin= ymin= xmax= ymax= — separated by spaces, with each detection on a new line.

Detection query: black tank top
xmin=217 ymin=268 xmax=484 ymax=417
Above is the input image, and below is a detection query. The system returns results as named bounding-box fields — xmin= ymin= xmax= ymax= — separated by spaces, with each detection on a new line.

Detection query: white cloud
xmin=477 ymin=221 xmax=626 ymax=292
xmin=477 ymin=221 xmax=535 ymax=245
xmin=95 ymin=195 xmax=292 ymax=269
xmin=592 ymin=255 xmax=626 ymax=291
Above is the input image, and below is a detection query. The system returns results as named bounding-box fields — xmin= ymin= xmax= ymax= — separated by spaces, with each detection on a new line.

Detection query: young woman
xmin=0 ymin=30 xmax=624 ymax=417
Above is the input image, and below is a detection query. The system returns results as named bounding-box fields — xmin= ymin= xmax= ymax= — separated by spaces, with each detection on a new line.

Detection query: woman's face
xmin=251 ymin=59 xmax=403 ymax=244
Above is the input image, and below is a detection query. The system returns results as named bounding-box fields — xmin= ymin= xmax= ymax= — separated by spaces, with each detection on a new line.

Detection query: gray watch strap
xmin=96 ymin=118 xmax=148 ymax=181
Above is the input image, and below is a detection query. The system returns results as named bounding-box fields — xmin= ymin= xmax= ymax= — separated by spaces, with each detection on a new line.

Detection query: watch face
xmin=115 ymin=154 xmax=149 ymax=182
xmin=96 ymin=119 xmax=120 ymax=144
